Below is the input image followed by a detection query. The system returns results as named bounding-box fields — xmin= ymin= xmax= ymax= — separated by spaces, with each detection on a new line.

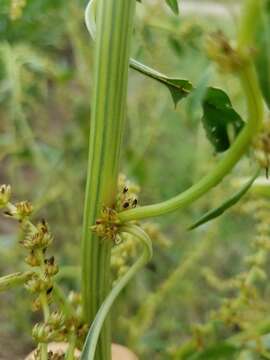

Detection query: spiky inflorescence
xmin=0 ymin=185 xmax=88 ymax=359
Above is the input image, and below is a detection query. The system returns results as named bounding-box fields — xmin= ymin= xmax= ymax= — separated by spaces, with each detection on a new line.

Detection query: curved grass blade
xmin=188 ymin=168 xmax=260 ymax=230
xmin=81 ymin=225 xmax=152 ymax=360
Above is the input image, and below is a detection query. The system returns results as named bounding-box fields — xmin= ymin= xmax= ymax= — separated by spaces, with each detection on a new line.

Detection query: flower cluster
xmin=91 ymin=207 xmax=120 ymax=242
xmin=205 ymin=31 xmax=250 ymax=73
xmin=0 ymin=185 xmax=89 ymax=358
xmin=195 ymin=197 xmax=270 ymax=355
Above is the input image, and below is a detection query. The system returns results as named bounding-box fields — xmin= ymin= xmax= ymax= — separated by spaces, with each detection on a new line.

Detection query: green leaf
xmin=130 ymin=59 xmax=193 ymax=106
xmin=188 ymin=343 xmax=239 ymax=360
xmin=255 ymin=1 xmax=270 ymax=109
xmin=167 ymin=78 xmax=193 ymax=106
xmin=202 ymin=87 xmax=244 ymax=153
xmin=165 ymin=0 xmax=179 ymax=15
xmin=189 ymin=169 xmax=260 ymax=230
xmin=186 ymin=66 xmax=212 ymax=123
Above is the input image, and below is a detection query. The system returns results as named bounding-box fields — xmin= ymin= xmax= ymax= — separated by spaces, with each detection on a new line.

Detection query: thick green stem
xmin=81 ymin=225 xmax=152 ymax=360
xmin=81 ymin=1 xmax=136 ymax=359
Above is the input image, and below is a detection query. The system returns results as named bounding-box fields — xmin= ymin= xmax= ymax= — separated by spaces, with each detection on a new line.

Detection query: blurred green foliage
xmin=0 ymin=1 xmax=269 ymax=359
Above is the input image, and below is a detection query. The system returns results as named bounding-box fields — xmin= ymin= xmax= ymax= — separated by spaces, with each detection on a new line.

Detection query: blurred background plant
xmin=1 ymin=0 xmax=270 ymax=359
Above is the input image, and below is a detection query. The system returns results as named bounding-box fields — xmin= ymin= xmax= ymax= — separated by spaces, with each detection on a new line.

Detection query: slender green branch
xmin=37 ymin=249 xmax=50 ymax=360
xmin=81 ymin=225 xmax=152 ymax=360
xmin=53 ymin=284 xmax=76 ymax=318
xmin=237 ymin=0 xmax=263 ymax=50
xmin=118 ymin=102 xmax=261 ymax=222
xmin=82 ymin=1 xmax=136 ymax=359
xmin=65 ymin=332 xmax=77 ymax=360
xmin=129 ymin=58 xmax=193 ymax=97
xmin=0 ymin=271 xmax=34 ymax=292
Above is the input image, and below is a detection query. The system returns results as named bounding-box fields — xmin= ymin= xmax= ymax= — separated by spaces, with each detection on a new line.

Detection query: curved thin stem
xmin=118 ymin=62 xmax=263 ymax=223
xmin=0 ymin=271 xmax=34 ymax=292
xmin=237 ymin=0 xmax=262 ymax=50
xmin=81 ymin=225 xmax=152 ymax=360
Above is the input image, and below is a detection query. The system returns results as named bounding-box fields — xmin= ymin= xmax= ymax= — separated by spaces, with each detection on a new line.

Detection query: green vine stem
xmin=82 ymin=1 xmax=136 ymax=359
xmin=237 ymin=0 xmax=263 ymax=50
xmin=118 ymin=2 xmax=264 ymax=223
xmin=81 ymin=225 xmax=152 ymax=360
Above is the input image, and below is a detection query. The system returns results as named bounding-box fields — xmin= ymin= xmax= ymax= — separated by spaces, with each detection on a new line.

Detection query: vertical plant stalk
xmin=81 ymin=225 xmax=153 ymax=360
xmin=81 ymin=1 xmax=136 ymax=359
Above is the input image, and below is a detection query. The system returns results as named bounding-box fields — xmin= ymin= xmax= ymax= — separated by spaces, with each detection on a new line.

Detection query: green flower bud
xmin=32 ymin=323 xmax=51 ymax=343
xmin=0 ymin=185 xmax=11 ymax=208
xmin=15 ymin=201 xmax=33 ymax=219
xmin=47 ymin=311 xmax=65 ymax=328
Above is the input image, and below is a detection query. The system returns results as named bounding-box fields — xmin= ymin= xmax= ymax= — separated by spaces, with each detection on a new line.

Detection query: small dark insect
xmin=123 ymin=186 xmax=128 ymax=193
xmin=45 ymin=256 xmax=55 ymax=265
xmin=132 ymin=199 xmax=138 ymax=207
xmin=123 ymin=202 xmax=130 ymax=209
xmin=46 ymin=286 xmax=53 ymax=295
xmin=232 ymin=323 xmax=241 ymax=332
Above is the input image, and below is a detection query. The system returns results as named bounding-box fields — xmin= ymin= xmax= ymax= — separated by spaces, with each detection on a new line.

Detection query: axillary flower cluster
xmin=0 ymin=185 xmax=88 ymax=359
xmin=0 ymin=185 xmax=56 ymax=312
xmin=91 ymin=175 xmax=140 ymax=281
xmin=91 ymin=174 xmax=139 ymax=243
xmin=205 ymin=30 xmax=252 ymax=73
